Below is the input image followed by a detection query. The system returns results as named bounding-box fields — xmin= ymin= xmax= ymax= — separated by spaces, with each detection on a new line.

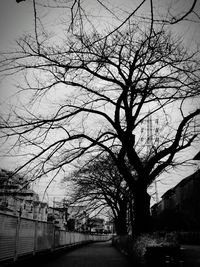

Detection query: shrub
xmin=132 ymin=232 xmax=179 ymax=265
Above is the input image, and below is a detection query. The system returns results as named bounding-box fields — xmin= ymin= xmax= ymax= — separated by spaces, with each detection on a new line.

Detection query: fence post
xmin=14 ymin=216 xmax=20 ymax=261
xmin=33 ymin=220 xmax=38 ymax=255
xmin=52 ymin=223 xmax=55 ymax=251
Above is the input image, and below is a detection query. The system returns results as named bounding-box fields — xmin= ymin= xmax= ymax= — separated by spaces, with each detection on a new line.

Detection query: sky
xmin=0 ymin=0 xmax=77 ymax=204
xmin=0 ymin=0 xmax=200 ymax=205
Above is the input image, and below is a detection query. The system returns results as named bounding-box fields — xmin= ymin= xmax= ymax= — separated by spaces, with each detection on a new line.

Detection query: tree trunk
xmin=133 ymin=186 xmax=151 ymax=235
xmin=115 ymin=208 xmax=128 ymax=235
xmin=128 ymin=199 xmax=135 ymax=236
xmin=115 ymin=218 xmax=127 ymax=235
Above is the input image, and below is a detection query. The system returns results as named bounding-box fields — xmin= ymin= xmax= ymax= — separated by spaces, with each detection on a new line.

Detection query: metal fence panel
xmin=69 ymin=232 xmax=75 ymax=244
xmin=54 ymin=228 xmax=60 ymax=248
xmin=0 ymin=212 xmax=110 ymax=263
xmin=35 ymin=221 xmax=54 ymax=251
xmin=74 ymin=232 xmax=79 ymax=243
xmin=59 ymin=231 xmax=71 ymax=246
xmin=17 ymin=218 xmax=35 ymax=255
xmin=0 ymin=213 xmax=17 ymax=261
xmin=58 ymin=231 xmax=65 ymax=246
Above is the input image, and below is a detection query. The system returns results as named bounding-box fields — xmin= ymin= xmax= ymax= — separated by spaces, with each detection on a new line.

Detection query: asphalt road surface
xmin=7 ymin=241 xmax=132 ymax=267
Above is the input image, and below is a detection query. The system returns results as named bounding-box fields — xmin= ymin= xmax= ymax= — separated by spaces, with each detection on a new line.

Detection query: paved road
xmin=10 ymin=241 xmax=132 ymax=267
xmin=6 ymin=242 xmax=200 ymax=267
xmin=181 ymin=245 xmax=200 ymax=267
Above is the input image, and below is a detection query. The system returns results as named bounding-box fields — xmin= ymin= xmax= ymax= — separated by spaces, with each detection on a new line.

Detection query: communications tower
xmin=140 ymin=112 xmax=160 ymax=202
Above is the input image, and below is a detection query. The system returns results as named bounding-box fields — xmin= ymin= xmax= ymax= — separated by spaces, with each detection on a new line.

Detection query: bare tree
xmin=0 ymin=10 xmax=200 ymax=234
xmin=63 ymin=153 xmax=133 ymax=235
xmin=15 ymin=1 xmax=200 ymax=38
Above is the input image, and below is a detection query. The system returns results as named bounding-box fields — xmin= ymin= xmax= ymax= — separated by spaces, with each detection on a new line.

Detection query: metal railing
xmin=0 ymin=212 xmax=110 ymax=263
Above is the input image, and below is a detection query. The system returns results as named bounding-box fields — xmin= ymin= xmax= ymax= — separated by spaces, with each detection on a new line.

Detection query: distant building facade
xmin=66 ymin=205 xmax=87 ymax=231
xmin=0 ymin=169 xmax=110 ymax=232
xmin=151 ymin=169 xmax=200 ymax=231
xmin=47 ymin=205 xmax=67 ymax=230
xmin=88 ymin=217 xmax=105 ymax=233
xmin=0 ymin=169 xmax=48 ymax=221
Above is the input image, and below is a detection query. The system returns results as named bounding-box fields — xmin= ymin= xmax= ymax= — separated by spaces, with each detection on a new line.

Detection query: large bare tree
xmin=0 ymin=1 xmax=200 ymax=234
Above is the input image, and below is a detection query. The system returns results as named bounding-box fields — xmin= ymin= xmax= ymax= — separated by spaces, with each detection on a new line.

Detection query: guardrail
xmin=0 ymin=212 xmax=110 ymax=264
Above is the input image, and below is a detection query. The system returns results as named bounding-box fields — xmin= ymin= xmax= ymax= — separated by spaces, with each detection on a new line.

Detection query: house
xmin=0 ymin=169 xmax=48 ymax=221
xmin=151 ymin=169 xmax=200 ymax=231
xmin=47 ymin=206 xmax=67 ymax=230
xmin=88 ymin=217 xmax=105 ymax=233
xmin=67 ymin=205 xmax=87 ymax=231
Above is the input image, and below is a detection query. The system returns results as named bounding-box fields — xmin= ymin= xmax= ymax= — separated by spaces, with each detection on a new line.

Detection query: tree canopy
xmin=63 ymin=153 xmax=132 ymax=234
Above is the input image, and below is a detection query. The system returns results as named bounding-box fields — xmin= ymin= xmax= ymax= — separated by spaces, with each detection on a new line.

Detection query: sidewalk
xmin=180 ymin=245 xmax=200 ymax=267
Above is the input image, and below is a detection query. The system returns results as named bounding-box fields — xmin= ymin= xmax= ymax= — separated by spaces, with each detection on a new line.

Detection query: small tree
xmin=63 ymin=154 xmax=132 ymax=235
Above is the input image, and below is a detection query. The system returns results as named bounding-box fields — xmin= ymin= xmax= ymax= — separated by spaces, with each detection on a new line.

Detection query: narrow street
xmin=9 ymin=241 xmax=132 ymax=267
xmin=181 ymin=245 xmax=200 ymax=267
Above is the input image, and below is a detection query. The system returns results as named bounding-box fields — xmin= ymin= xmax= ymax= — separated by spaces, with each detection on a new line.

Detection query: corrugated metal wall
xmin=18 ymin=218 xmax=35 ymax=255
xmin=35 ymin=221 xmax=54 ymax=251
xmin=0 ymin=212 xmax=110 ymax=263
xmin=0 ymin=214 xmax=17 ymax=260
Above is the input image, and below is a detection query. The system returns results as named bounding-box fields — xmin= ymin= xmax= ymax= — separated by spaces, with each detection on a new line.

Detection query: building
xmin=88 ymin=217 xmax=105 ymax=233
xmin=66 ymin=205 xmax=87 ymax=231
xmin=104 ymin=219 xmax=114 ymax=234
xmin=32 ymin=201 xmax=48 ymax=221
xmin=0 ymin=169 xmax=93 ymax=228
xmin=47 ymin=199 xmax=68 ymax=230
xmin=0 ymin=169 xmax=48 ymax=221
xmin=151 ymin=169 xmax=200 ymax=231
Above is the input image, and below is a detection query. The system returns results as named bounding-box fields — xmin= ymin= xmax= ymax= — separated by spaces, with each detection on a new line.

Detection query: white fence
xmin=0 ymin=212 xmax=110 ymax=263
